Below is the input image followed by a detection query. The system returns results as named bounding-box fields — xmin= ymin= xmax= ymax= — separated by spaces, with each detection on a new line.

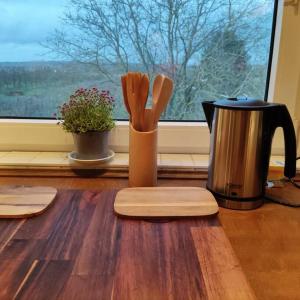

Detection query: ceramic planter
xmin=72 ymin=130 xmax=110 ymax=159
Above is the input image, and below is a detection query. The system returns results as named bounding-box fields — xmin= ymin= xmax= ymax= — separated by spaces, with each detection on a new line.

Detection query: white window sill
xmin=0 ymin=151 xmax=297 ymax=172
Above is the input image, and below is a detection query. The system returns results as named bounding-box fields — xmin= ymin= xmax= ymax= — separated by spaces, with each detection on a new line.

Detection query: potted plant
xmin=57 ymin=87 xmax=115 ymax=159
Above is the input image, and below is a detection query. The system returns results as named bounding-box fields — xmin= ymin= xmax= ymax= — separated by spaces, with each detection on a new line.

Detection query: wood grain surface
xmin=114 ymin=187 xmax=219 ymax=217
xmin=0 ymin=176 xmax=299 ymax=299
xmin=0 ymin=186 xmax=57 ymax=218
xmin=191 ymin=227 xmax=255 ymax=299
xmin=265 ymin=181 xmax=300 ymax=206
xmin=0 ymin=189 xmax=254 ymax=300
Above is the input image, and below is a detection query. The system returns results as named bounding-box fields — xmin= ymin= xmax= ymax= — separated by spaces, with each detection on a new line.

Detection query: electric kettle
xmin=202 ymin=98 xmax=296 ymax=210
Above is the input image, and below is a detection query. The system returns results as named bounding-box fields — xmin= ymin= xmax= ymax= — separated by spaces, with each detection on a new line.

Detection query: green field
xmin=0 ymin=62 xmax=128 ymax=119
xmin=0 ymin=61 xmax=266 ymax=120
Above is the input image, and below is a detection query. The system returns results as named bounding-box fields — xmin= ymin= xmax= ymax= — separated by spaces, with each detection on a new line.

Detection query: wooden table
xmin=0 ymin=189 xmax=255 ymax=299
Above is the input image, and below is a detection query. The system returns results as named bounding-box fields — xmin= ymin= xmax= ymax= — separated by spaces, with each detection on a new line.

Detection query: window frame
xmin=0 ymin=0 xmax=297 ymax=155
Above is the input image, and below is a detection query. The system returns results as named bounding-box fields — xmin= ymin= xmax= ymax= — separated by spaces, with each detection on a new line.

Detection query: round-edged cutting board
xmin=0 ymin=186 xmax=57 ymax=218
xmin=114 ymin=187 xmax=219 ymax=218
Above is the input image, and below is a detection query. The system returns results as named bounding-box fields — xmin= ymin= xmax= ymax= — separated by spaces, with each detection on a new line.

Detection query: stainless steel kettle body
xmin=202 ymin=98 xmax=296 ymax=210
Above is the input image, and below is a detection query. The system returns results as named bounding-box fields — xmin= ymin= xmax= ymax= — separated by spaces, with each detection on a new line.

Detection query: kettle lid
xmin=214 ymin=97 xmax=272 ymax=110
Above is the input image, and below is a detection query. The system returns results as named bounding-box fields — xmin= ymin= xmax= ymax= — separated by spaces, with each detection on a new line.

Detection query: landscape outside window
xmin=0 ymin=0 xmax=275 ymax=120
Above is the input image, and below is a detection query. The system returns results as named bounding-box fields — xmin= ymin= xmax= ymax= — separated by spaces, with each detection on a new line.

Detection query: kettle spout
xmin=202 ymin=101 xmax=215 ymax=132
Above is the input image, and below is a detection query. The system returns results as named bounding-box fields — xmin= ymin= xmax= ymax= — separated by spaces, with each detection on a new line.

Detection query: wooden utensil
xmin=127 ymin=72 xmax=148 ymax=131
xmin=114 ymin=187 xmax=219 ymax=218
xmin=152 ymin=74 xmax=163 ymax=108
xmin=126 ymin=72 xmax=139 ymax=130
xmin=133 ymin=72 xmax=143 ymax=130
xmin=138 ymin=74 xmax=150 ymax=131
xmin=121 ymin=75 xmax=131 ymax=119
xmin=152 ymin=75 xmax=173 ymax=128
xmin=147 ymin=74 xmax=163 ymax=131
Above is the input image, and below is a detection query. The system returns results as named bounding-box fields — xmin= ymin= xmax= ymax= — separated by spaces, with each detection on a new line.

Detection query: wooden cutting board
xmin=0 ymin=186 xmax=57 ymax=218
xmin=114 ymin=187 xmax=219 ymax=217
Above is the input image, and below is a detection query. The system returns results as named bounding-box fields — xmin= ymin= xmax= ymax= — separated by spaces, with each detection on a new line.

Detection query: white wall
xmin=273 ymin=2 xmax=300 ymax=152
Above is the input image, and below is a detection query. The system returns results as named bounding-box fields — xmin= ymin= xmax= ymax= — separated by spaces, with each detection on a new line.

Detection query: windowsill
xmin=0 ymin=151 xmax=208 ymax=171
xmin=0 ymin=151 xmax=297 ymax=172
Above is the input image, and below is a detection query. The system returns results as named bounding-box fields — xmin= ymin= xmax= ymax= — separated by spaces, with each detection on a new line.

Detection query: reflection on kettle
xmin=202 ymin=97 xmax=297 ymax=210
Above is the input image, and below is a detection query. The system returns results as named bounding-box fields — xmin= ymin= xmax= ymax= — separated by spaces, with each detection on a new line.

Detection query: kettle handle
xmin=270 ymin=105 xmax=297 ymax=179
xmin=202 ymin=101 xmax=215 ymax=132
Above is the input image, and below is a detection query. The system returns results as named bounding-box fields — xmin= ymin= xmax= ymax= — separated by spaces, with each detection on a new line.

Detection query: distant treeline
xmin=0 ymin=62 xmax=101 ymax=94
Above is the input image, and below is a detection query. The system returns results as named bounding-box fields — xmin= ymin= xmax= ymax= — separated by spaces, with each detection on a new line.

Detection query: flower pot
xmin=72 ymin=130 xmax=110 ymax=159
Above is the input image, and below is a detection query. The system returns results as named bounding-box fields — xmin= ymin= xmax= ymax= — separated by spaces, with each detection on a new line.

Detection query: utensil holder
xmin=129 ymin=124 xmax=157 ymax=187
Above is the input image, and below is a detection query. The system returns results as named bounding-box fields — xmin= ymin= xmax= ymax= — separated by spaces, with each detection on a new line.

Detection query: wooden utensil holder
xmin=129 ymin=124 xmax=157 ymax=187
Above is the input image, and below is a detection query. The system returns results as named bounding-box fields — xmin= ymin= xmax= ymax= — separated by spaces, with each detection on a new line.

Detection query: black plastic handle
xmin=202 ymin=101 xmax=215 ymax=132
xmin=272 ymin=105 xmax=297 ymax=178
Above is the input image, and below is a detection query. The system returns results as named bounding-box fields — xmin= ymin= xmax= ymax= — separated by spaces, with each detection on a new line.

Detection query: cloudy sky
xmin=0 ymin=0 xmax=274 ymax=63
xmin=0 ymin=0 xmax=68 ymax=62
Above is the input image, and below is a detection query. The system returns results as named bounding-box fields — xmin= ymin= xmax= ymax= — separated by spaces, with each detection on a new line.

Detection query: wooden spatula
xmin=127 ymin=72 xmax=150 ymax=131
xmin=152 ymin=75 xmax=173 ymax=128
xmin=121 ymin=75 xmax=131 ymax=119
xmin=139 ymin=74 xmax=150 ymax=131
xmin=126 ymin=72 xmax=140 ymax=130
xmin=152 ymin=74 xmax=163 ymax=109
xmin=133 ymin=72 xmax=144 ymax=130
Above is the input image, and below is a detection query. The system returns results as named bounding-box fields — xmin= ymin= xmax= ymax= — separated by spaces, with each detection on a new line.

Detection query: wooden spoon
xmin=127 ymin=72 xmax=145 ymax=130
xmin=133 ymin=72 xmax=143 ymax=130
xmin=138 ymin=74 xmax=150 ymax=131
xmin=152 ymin=74 xmax=163 ymax=110
xmin=126 ymin=72 xmax=139 ymax=129
xmin=151 ymin=75 xmax=173 ymax=128
xmin=121 ymin=75 xmax=131 ymax=120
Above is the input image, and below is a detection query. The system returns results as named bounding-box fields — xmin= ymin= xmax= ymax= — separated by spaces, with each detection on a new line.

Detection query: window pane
xmin=0 ymin=0 xmax=275 ymax=120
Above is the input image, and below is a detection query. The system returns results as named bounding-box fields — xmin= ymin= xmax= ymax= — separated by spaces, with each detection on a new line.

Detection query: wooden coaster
xmin=114 ymin=187 xmax=219 ymax=218
xmin=0 ymin=186 xmax=57 ymax=218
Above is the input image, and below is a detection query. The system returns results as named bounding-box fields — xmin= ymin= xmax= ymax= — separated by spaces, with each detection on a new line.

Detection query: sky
xmin=0 ymin=0 xmax=274 ymax=63
xmin=0 ymin=0 xmax=68 ymax=62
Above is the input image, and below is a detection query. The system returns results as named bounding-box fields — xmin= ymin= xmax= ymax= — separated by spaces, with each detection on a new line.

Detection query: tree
xmin=200 ymin=26 xmax=249 ymax=99
xmin=45 ymin=0 xmax=272 ymax=120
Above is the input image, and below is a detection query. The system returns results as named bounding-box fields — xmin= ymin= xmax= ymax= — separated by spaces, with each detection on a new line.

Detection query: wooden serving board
xmin=0 ymin=186 xmax=57 ymax=218
xmin=114 ymin=187 xmax=219 ymax=217
xmin=0 ymin=189 xmax=255 ymax=299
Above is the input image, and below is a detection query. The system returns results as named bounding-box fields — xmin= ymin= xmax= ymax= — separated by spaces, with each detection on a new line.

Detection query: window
xmin=0 ymin=1 xmax=297 ymax=155
xmin=0 ymin=0 xmax=276 ymax=120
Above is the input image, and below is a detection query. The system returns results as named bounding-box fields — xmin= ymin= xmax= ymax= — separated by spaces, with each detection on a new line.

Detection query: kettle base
xmin=216 ymin=197 xmax=264 ymax=210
